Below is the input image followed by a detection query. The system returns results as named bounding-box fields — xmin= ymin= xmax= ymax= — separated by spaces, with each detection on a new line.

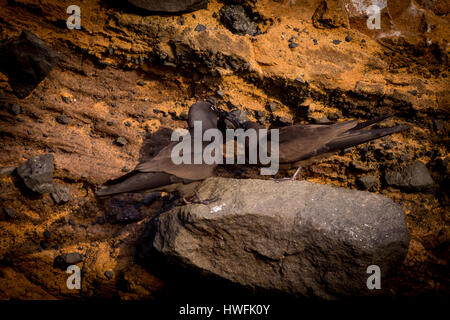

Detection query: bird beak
xmin=218 ymin=109 xmax=241 ymax=128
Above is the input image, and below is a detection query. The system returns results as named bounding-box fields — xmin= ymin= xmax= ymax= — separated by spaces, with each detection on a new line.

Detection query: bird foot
xmin=272 ymin=166 xmax=302 ymax=183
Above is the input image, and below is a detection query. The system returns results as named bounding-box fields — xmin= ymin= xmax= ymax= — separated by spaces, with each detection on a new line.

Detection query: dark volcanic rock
xmin=106 ymin=199 xmax=143 ymax=224
xmin=3 ymin=207 xmax=17 ymax=220
xmin=0 ymin=255 xmax=13 ymax=267
xmin=384 ymin=161 xmax=435 ymax=191
xmin=53 ymin=252 xmax=83 ymax=270
xmin=0 ymin=31 xmax=59 ymax=98
xmin=195 ymin=24 xmax=207 ymax=32
xmin=219 ymin=5 xmax=259 ymax=36
xmin=17 ymin=154 xmax=54 ymax=194
xmin=139 ymin=177 xmax=409 ymax=299
xmin=40 ymin=240 xmax=49 ymax=249
xmin=56 ymin=115 xmax=69 ymax=125
xmin=104 ymin=270 xmax=114 ymax=279
xmin=230 ymin=109 xmax=249 ymax=124
xmin=113 ymin=207 xmax=142 ymax=224
xmin=63 ymin=252 xmax=83 ymax=264
xmin=127 ymin=0 xmax=209 ymax=13
xmin=433 ymin=119 xmax=444 ymax=131
xmin=10 ymin=104 xmax=22 ymax=115
xmin=357 ymin=175 xmax=377 ymax=190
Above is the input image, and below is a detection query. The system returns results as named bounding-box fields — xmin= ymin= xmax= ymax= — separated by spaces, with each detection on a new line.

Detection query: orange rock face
xmin=0 ymin=0 xmax=448 ymax=300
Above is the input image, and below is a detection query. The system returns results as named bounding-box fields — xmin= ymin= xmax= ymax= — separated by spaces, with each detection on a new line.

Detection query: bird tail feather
xmin=95 ymin=172 xmax=174 ymax=197
xmin=325 ymin=124 xmax=409 ymax=152
xmin=349 ymin=115 xmax=392 ymax=131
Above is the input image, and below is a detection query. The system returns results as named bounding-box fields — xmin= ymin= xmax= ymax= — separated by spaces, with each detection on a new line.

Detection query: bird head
xmin=188 ymin=101 xmax=218 ymax=132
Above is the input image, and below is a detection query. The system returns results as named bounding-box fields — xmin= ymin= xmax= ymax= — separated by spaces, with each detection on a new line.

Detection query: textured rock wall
xmin=0 ymin=0 xmax=448 ymax=299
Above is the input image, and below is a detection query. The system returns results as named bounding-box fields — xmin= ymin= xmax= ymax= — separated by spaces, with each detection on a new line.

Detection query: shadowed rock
xmin=0 ymin=30 xmax=59 ymax=98
xmin=219 ymin=4 xmax=259 ymax=36
xmin=357 ymin=175 xmax=378 ymax=190
xmin=128 ymin=0 xmax=209 ymax=13
xmin=17 ymin=154 xmax=54 ymax=194
xmin=384 ymin=161 xmax=435 ymax=191
xmin=53 ymin=253 xmax=83 ymax=270
xmin=140 ymin=177 xmax=409 ymax=299
xmin=51 ymin=184 xmax=73 ymax=204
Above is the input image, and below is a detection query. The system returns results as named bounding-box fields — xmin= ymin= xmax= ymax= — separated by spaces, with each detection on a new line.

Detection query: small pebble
xmin=195 ymin=24 xmax=206 ymax=32
xmin=40 ymin=240 xmax=49 ymax=249
xmin=56 ymin=115 xmax=69 ymax=125
xmin=116 ymin=137 xmax=128 ymax=146
xmin=104 ymin=270 xmax=114 ymax=279
xmin=10 ymin=105 xmax=21 ymax=115
xmin=96 ymin=216 xmax=105 ymax=225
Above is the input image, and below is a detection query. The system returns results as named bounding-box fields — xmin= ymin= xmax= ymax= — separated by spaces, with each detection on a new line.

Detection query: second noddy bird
xmin=225 ymin=113 xmax=410 ymax=179
xmin=95 ymin=101 xmax=222 ymax=202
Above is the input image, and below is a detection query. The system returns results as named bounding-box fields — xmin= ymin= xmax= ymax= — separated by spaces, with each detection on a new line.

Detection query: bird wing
xmin=278 ymin=120 xmax=358 ymax=162
xmin=135 ymin=141 xmax=216 ymax=181
xmin=322 ymin=124 xmax=410 ymax=153
xmin=95 ymin=171 xmax=182 ymax=197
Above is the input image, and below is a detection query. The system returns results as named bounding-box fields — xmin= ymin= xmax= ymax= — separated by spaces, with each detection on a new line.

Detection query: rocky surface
xmin=0 ymin=0 xmax=448 ymax=300
xmin=140 ymin=177 xmax=409 ymax=299
xmin=384 ymin=161 xmax=436 ymax=191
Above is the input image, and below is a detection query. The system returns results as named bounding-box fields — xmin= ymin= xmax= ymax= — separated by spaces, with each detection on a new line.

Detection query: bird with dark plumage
xmin=95 ymin=101 xmax=221 ymax=202
xmin=224 ymin=113 xmax=410 ymax=179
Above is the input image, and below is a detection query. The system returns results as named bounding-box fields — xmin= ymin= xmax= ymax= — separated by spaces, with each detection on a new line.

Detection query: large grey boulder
xmin=128 ymin=0 xmax=209 ymax=13
xmin=141 ymin=177 xmax=409 ymax=299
